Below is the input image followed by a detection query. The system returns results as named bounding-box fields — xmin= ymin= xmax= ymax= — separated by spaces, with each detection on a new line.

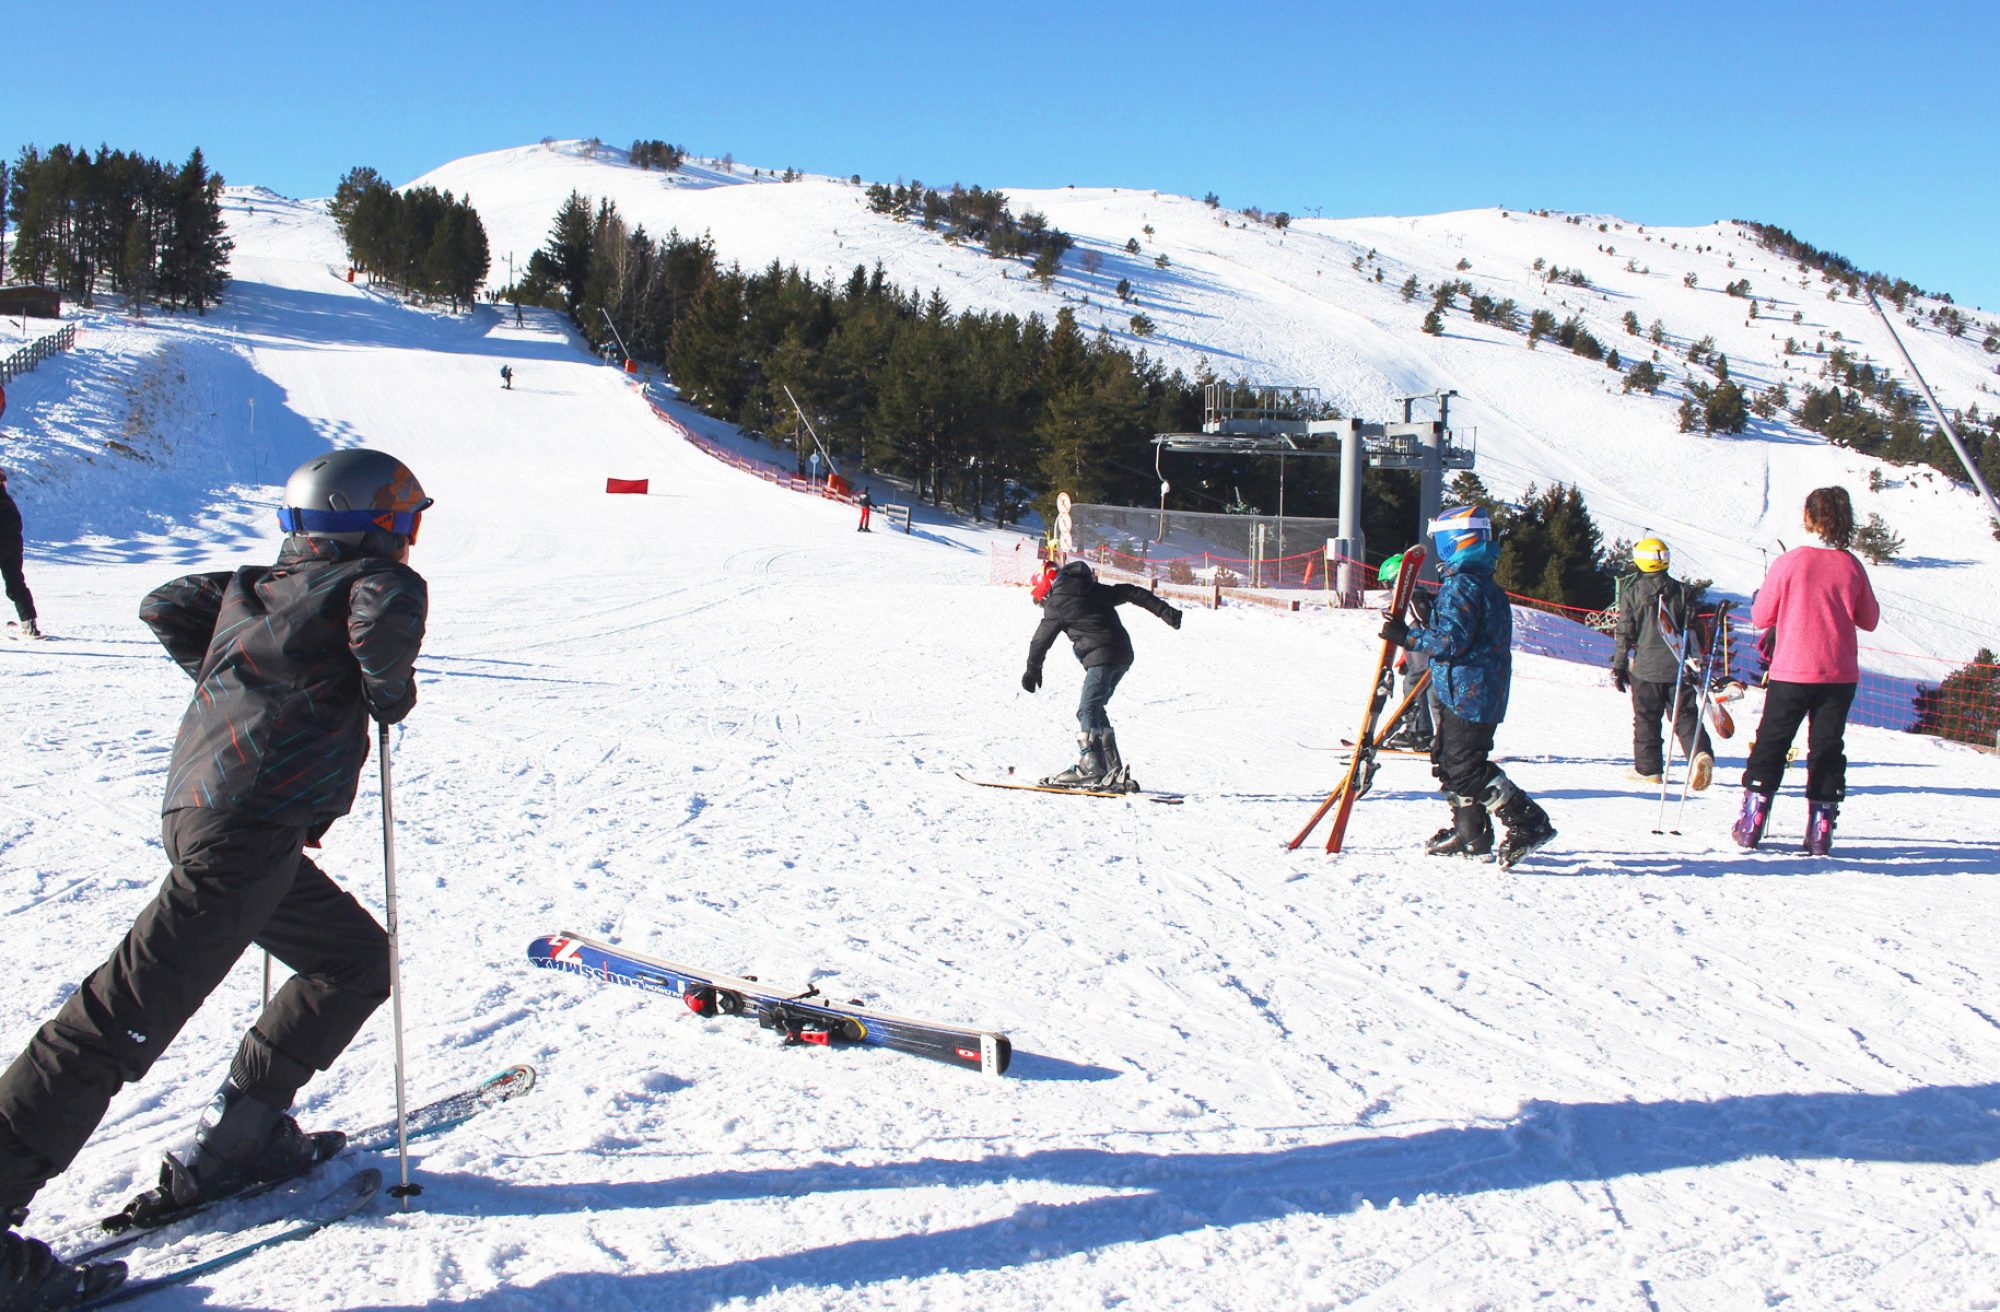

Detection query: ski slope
xmin=0 ymin=186 xmax=1996 ymax=1311
xmin=414 ymin=141 xmax=2000 ymax=673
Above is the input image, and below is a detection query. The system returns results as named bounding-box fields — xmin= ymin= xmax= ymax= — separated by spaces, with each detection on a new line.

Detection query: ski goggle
xmin=1425 ymin=511 xmax=1491 ymax=538
xmin=278 ymin=497 xmax=434 ymax=539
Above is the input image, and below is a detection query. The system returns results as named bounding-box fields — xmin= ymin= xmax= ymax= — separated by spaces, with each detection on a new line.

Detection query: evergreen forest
xmin=4 ymin=143 xmax=233 ymax=313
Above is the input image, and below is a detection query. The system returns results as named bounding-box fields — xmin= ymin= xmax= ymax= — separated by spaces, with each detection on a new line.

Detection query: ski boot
xmin=1730 ymin=789 xmax=1771 ymax=849
xmin=117 ymin=1080 xmax=342 ymax=1229
xmin=1092 ymin=729 xmax=1139 ymax=793
xmin=1802 ymin=800 xmax=1838 ymax=856
xmin=1490 ymin=784 xmax=1556 ymax=870
xmin=1689 ymin=751 xmax=1714 ymax=792
xmin=1425 ymin=796 xmax=1494 ymax=857
xmin=1041 ymin=734 xmax=1106 ymax=789
xmin=1381 ymin=721 xmax=1427 ymax=752
xmin=0 ymin=1216 xmax=125 ymax=1311
xmin=1626 ymin=768 xmax=1662 ymax=784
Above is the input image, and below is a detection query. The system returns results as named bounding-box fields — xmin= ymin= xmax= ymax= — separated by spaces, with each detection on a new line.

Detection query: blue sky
xmin=6 ymin=1 xmax=1996 ymax=310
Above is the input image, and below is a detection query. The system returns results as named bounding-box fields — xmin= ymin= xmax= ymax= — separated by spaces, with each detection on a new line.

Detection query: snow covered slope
xmin=0 ymin=182 xmax=1995 ymax=1311
xmin=416 ymin=141 xmax=2000 ymax=669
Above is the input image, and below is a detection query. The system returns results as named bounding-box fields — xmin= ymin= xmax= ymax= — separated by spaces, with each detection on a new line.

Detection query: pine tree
xmin=1911 ymin=649 xmax=2000 ymax=746
xmin=159 ymin=148 xmax=232 ymax=313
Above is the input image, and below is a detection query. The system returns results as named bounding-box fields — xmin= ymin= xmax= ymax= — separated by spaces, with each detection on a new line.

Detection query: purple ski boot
xmin=1803 ymin=801 xmax=1838 ymax=856
xmin=1731 ymin=789 xmax=1771 ymax=849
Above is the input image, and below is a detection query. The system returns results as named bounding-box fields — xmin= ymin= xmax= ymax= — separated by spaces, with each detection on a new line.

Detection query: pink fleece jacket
xmin=1752 ymin=545 xmax=1880 ymax=683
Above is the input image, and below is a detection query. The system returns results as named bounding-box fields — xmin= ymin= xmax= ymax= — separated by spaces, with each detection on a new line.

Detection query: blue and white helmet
xmin=1427 ymin=504 xmax=1493 ymax=566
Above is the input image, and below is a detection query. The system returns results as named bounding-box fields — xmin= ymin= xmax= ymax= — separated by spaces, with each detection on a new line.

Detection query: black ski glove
xmin=1022 ymin=667 xmax=1042 ymax=693
xmin=1162 ymin=605 xmax=1183 ymax=630
xmin=1611 ymin=663 xmax=1630 ymax=694
xmin=1379 ymin=617 xmax=1409 ymax=648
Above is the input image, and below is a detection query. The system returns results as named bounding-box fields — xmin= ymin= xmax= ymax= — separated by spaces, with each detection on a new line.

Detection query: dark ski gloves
xmin=1162 ymin=606 xmax=1183 ymax=629
xmin=1378 ymin=616 xmax=1409 ymax=648
xmin=1611 ymin=663 xmax=1630 ymax=693
xmin=1021 ymin=667 xmax=1042 ymax=693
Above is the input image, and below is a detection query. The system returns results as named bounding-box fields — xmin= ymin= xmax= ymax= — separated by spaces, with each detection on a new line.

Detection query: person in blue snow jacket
xmin=1379 ymin=505 xmax=1555 ymax=868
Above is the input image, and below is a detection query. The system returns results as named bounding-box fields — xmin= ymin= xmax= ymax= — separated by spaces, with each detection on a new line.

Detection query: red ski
xmin=1288 ymin=547 xmax=1428 ymax=853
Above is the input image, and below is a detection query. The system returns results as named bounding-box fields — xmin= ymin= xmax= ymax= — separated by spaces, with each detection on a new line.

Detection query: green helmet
xmin=1377 ymin=551 xmax=1406 ymax=584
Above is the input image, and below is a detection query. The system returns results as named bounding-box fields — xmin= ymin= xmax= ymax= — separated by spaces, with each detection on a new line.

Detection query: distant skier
xmin=0 ymin=450 xmax=431 ymax=1310
xmin=1022 ymin=559 xmax=1182 ymax=791
xmin=1611 ymin=537 xmax=1714 ymax=788
xmin=0 ymin=467 xmax=40 ymax=640
xmin=1379 ymin=505 xmax=1556 ymax=867
xmin=500 ymin=364 xmax=513 ymax=390
xmin=856 ymin=487 xmax=874 ymax=533
xmin=1732 ymin=486 xmax=1879 ymax=853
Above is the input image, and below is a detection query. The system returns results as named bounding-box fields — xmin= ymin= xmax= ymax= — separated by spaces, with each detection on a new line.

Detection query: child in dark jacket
xmin=1611 ymin=538 xmax=1714 ymax=788
xmin=1023 ymin=559 xmax=1181 ymax=790
xmin=1380 ymin=506 xmax=1556 ymax=868
xmin=0 ymin=450 xmax=430 ymax=1309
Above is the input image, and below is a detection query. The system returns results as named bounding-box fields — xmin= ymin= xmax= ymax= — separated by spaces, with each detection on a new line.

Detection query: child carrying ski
xmin=1611 ymin=537 xmax=1714 ymax=789
xmin=0 ymin=450 xmax=431 ymax=1310
xmin=1379 ymin=505 xmax=1556 ymax=868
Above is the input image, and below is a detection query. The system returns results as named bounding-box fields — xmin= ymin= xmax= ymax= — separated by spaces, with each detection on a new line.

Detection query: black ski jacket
xmin=1613 ymin=571 xmax=1699 ymax=684
xmin=0 ymin=485 xmax=21 ymax=546
xmin=140 ymin=534 xmax=428 ymax=826
xmin=1026 ymin=562 xmax=1174 ymax=674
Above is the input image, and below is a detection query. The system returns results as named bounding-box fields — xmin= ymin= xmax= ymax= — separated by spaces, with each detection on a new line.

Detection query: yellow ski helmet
xmin=1633 ymin=538 xmax=1670 ymax=573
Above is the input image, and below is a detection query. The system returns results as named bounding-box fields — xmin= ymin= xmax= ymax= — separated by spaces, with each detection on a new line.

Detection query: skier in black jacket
xmin=0 ymin=467 xmax=39 ymax=639
xmin=0 ymin=450 xmax=430 ymax=1310
xmin=1022 ymin=559 xmax=1182 ymax=790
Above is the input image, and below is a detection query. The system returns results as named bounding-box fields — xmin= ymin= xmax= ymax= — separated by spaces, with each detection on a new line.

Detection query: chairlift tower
xmin=1153 ymin=383 xmax=1476 ymax=597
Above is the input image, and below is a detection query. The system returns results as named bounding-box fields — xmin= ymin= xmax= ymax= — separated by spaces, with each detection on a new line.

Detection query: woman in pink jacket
xmin=1733 ymin=486 xmax=1880 ymax=854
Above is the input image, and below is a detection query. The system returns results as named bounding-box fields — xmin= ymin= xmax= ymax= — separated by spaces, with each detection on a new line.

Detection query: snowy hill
xmin=0 ymin=168 xmax=1996 ymax=1309
xmin=413 ymin=141 xmax=2000 ymax=671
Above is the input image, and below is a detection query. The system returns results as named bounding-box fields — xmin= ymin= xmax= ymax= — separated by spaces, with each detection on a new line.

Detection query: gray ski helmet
xmin=278 ymin=449 xmax=432 ymax=546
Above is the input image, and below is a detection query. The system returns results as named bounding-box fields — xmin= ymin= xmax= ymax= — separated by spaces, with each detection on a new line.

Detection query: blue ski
xmin=79 ymin=1168 xmax=381 ymax=1309
xmin=62 ymin=1063 xmax=533 ymax=1265
xmin=529 ymin=931 xmax=1010 ymax=1076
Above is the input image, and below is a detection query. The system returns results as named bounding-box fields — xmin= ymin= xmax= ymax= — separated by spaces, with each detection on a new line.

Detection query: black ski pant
xmin=1741 ymin=680 xmax=1857 ymax=803
xmin=0 ymin=809 xmax=389 ymax=1210
xmin=1631 ymin=676 xmax=1712 ymax=776
xmin=1431 ymin=705 xmax=1502 ymax=801
xmin=1 ymin=537 xmax=32 ymax=623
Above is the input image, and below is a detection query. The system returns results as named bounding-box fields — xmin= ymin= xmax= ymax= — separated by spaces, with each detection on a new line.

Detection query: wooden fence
xmin=0 ymin=324 xmax=78 ymax=384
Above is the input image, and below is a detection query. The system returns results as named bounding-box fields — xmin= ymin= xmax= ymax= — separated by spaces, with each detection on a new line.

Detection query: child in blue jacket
xmin=1380 ymin=505 xmax=1556 ymax=868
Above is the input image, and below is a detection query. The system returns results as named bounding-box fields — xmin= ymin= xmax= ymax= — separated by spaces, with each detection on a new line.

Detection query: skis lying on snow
xmin=528 ymin=931 xmax=1011 ymax=1077
xmin=955 ymin=771 xmax=1184 ymax=803
xmin=1289 ymin=548 xmax=1428 ymax=853
xmin=76 ymin=1169 xmax=381 ymax=1311
xmin=63 ymin=1063 xmax=535 ymax=1265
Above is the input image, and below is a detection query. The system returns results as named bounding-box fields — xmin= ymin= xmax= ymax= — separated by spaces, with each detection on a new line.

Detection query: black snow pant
xmin=1631 ymin=677 xmax=1712 ymax=777
xmin=1741 ymin=680 xmax=1857 ymax=803
xmin=1431 ymin=705 xmax=1503 ymax=800
xmin=1 ymin=536 xmax=32 ymax=623
xmin=0 ymin=809 xmax=389 ymax=1210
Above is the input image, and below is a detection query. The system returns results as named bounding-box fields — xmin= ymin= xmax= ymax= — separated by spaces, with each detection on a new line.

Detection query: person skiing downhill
xmin=1022 ymin=559 xmax=1182 ymax=790
xmin=1611 ymin=537 xmax=1714 ymax=788
xmin=1379 ymin=505 xmax=1556 ymax=868
xmin=0 ymin=450 xmax=431 ymax=1310
xmin=0 ymin=467 xmax=40 ymax=640
xmin=1732 ymin=485 xmax=1879 ymax=854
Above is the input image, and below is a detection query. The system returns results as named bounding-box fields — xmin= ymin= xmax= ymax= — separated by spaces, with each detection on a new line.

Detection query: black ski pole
xmin=379 ymin=721 xmax=421 ymax=1204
